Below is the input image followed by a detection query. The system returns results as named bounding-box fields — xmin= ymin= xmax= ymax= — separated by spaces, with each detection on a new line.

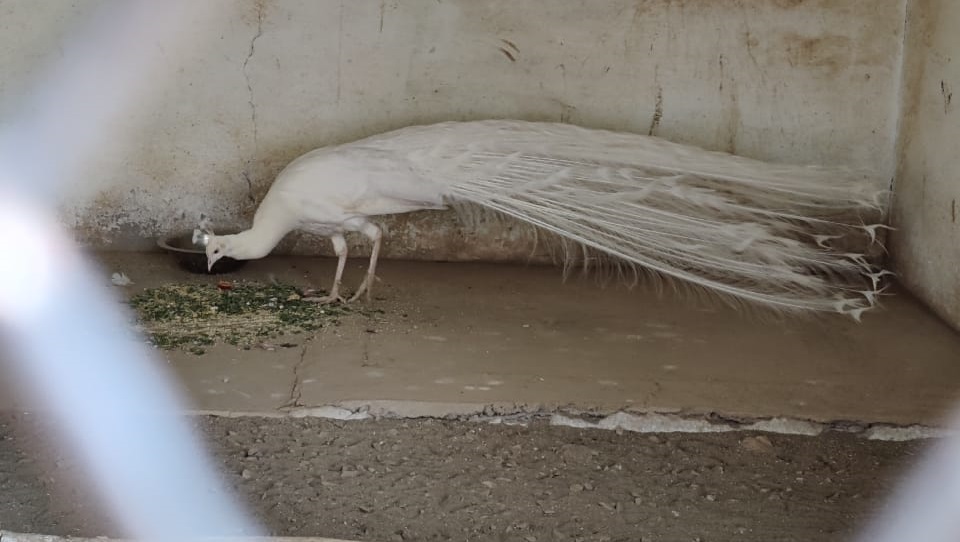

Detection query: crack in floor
xmin=281 ymin=339 xmax=311 ymax=409
xmin=359 ymin=313 xmax=378 ymax=368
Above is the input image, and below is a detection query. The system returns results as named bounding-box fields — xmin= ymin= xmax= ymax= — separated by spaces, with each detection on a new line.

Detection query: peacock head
xmin=203 ymin=235 xmax=231 ymax=272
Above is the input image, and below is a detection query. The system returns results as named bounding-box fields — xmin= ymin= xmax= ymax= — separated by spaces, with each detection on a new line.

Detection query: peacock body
xmin=199 ymin=120 xmax=891 ymax=318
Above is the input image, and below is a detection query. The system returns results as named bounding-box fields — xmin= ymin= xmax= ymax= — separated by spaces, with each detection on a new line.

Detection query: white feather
xmin=204 ymin=120 xmax=892 ymax=318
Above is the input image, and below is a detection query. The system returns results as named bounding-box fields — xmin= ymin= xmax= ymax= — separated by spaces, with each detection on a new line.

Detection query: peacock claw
xmin=347 ymin=290 xmax=370 ymax=303
xmin=302 ymin=294 xmax=345 ymax=305
xmin=348 ymin=274 xmax=377 ymax=303
xmin=301 ymin=288 xmax=345 ymax=304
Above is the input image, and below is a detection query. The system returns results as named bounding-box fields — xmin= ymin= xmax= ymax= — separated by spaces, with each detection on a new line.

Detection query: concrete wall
xmin=0 ymin=0 xmax=905 ymax=261
xmin=892 ymin=0 xmax=960 ymax=329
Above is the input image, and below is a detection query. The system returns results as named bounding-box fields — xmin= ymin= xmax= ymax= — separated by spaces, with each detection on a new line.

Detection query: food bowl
xmin=157 ymin=230 xmax=248 ymax=275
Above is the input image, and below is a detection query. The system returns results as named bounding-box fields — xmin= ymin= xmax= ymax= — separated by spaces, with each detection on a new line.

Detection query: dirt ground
xmin=0 ymin=413 xmax=924 ymax=542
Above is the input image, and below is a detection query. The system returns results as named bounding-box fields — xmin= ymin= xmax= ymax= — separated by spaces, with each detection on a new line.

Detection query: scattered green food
xmin=128 ymin=281 xmax=352 ymax=354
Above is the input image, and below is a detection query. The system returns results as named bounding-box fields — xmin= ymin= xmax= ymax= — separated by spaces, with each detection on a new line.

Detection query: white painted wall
xmin=892 ymin=0 xmax=960 ymax=330
xmin=0 ymin=0 xmax=905 ymax=261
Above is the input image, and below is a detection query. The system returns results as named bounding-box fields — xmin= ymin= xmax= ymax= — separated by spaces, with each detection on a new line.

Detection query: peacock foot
xmin=302 ymin=294 xmax=346 ymax=304
xmin=347 ymin=274 xmax=377 ymax=303
xmin=301 ymin=288 xmax=345 ymax=305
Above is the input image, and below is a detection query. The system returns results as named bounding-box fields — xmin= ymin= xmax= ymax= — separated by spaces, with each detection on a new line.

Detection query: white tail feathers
xmin=390 ymin=120 xmax=891 ymax=318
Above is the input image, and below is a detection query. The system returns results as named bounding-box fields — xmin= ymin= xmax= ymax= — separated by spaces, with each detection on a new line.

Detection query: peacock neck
xmin=224 ymin=219 xmax=293 ymax=260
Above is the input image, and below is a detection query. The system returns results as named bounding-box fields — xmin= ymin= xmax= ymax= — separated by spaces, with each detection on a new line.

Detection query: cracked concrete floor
xmin=11 ymin=251 xmax=958 ymax=427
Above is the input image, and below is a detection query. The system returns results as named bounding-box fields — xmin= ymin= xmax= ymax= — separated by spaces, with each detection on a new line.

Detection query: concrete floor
xmin=18 ymin=252 xmax=960 ymax=427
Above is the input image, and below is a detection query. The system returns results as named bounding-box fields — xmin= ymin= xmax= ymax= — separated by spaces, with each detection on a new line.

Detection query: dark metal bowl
xmin=157 ymin=230 xmax=248 ymax=275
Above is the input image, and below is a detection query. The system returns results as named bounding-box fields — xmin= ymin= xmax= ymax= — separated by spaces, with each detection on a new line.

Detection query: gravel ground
xmin=0 ymin=414 xmax=924 ymax=541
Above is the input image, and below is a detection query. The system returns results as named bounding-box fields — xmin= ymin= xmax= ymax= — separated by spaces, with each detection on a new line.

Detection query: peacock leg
xmin=303 ymin=233 xmax=347 ymax=304
xmin=349 ymin=222 xmax=382 ymax=303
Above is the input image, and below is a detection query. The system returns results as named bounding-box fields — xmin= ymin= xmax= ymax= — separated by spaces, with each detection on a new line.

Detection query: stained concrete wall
xmin=0 ymin=0 xmax=905 ymax=261
xmin=892 ymin=0 xmax=960 ymax=329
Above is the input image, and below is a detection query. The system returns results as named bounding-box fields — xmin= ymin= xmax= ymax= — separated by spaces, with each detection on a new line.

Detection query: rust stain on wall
xmin=780 ymin=33 xmax=853 ymax=75
xmin=241 ymin=0 xmax=270 ymax=26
